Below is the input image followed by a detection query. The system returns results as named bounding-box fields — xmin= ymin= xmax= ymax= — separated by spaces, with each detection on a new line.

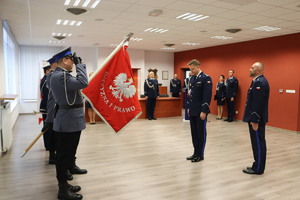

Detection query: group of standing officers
xmin=39 ymin=53 xmax=269 ymax=199
xmin=40 ymin=47 xmax=88 ymax=200
xmin=143 ymin=59 xmax=269 ymax=175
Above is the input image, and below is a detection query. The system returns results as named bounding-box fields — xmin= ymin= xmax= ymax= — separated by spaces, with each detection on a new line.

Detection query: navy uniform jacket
xmin=243 ymin=75 xmax=269 ymax=123
xmin=39 ymin=75 xmax=49 ymax=113
xmin=45 ymin=71 xmax=55 ymax=123
xmin=225 ymin=77 xmax=238 ymax=98
xmin=50 ymin=64 xmax=88 ymax=132
xmin=188 ymin=72 xmax=212 ymax=116
xmin=144 ymin=78 xmax=159 ymax=98
xmin=216 ymin=82 xmax=226 ymax=99
xmin=170 ymin=78 xmax=181 ymax=94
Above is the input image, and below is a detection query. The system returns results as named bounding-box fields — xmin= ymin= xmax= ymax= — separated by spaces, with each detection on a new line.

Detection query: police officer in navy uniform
xmin=39 ymin=65 xmax=53 ymax=160
xmin=215 ymin=75 xmax=226 ymax=120
xmin=224 ymin=69 xmax=238 ymax=122
xmin=170 ymin=74 xmax=181 ymax=97
xmin=186 ymin=59 xmax=212 ymax=162
xmin=242 ymin=62 xmax=269 ymax=175
xmin=50 ymin=47 xmax=88 ymax=200
xmin=144 ymin=71 xmax=159 ymax=120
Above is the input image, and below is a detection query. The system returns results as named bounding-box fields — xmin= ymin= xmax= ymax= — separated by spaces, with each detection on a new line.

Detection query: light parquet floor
xmin=0 ymin=114 xmax=300 ymax=200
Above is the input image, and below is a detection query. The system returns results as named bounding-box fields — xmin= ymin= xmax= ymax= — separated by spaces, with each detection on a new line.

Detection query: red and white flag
xmin=82 ymin=41 xmax=142 ymax=133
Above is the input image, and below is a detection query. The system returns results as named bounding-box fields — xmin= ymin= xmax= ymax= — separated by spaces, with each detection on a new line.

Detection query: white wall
xmin=72 ymin=47 xmax=98 ymax=76
xmin=145 ymin=51 xmax=174 ymax=95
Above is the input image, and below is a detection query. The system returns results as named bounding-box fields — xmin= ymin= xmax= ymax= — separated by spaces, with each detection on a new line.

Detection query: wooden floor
xmin=1 ymin=114 xmax=300 ymax=200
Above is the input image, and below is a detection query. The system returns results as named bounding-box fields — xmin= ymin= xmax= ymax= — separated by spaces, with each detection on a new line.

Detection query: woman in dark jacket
xmin=215 ymin=75 xmax=226 ymax=119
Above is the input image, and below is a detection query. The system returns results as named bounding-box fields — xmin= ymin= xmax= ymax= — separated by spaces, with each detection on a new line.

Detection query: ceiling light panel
xmin=182 ymin=42 xmax=200 ymax=46
xmin=64 ymin=0 xmax=101 ymax=8
xmin=211 ymin=36 xmax=233 ymax=40
xmin=253 ymin=26 xmax=282 ymax=32
xmin=130 ymin=38 xmax=143 ymax=41
xmin=52 ymin=32 xmax=73 ymax=37
xmin=56 ymin=19 xmax=83 ymax=26
xmin=144 ymin=28 xmax=169 ymax=33
xmin=176 ymin=13 xmax=209 ymax=21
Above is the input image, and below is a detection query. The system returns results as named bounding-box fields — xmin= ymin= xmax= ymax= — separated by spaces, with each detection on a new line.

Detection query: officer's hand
xmin=41 ymin=122 xmax=51 ymax=132
xmin=251 ymin=122 xmax=258 ymax=131
xmin=72 ymin=52 xmax=82 ymax=65
xmin=200 ymin=112 xmax=206 ymax=120
xmin=231 ymin=97 xmax=234 ymax=101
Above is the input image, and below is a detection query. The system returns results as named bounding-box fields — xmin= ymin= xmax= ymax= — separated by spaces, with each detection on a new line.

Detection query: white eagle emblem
xmin=109 ymin=73 xmax=136 ymax=102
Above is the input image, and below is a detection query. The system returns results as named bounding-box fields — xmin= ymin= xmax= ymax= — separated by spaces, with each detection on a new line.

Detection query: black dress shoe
xmin=67 ymin=170 xmax=73 ymax=181
xmin=223 ymin=118 xmax=229 ymax=121
xmin=148 ymin=117 xmax=152 ymax=120
xmin=228 ymin=119 xmax=233 ymax=122
xmin=242 ymin=168 xmax=262 ymax=175
xmin=186 ymin=155 xmax=196 ymax=160
xmin=69 ymin=165 xmax=87 ymax=175
xmin=57 ymin=190 xmax=83 ymax=200
xmin=68 ymin=184 xmax=81 ymax=193
xmin=191 ymin=157 xmax=204 ymax=162
xmin=152 ymin=117 xmax=157 ymax=120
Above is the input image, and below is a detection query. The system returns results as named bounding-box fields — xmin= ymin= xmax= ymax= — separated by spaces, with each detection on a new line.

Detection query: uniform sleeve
xmin=144 ymin=80 xmax=148 ymax=96
xmin=170 ymin=80 xmax=173 ymax=93
xmin=250 ymin=81 xmax=266 ymax=123
xmin=233 ymin=78 xmax=238 ymax=97
xmin=156 ymin=80 xmax=160 ymax=96
xmin=201 ymin=76 xmax=212 ymax=113
xmin=65 ymin=64 xmax=88 ymax=91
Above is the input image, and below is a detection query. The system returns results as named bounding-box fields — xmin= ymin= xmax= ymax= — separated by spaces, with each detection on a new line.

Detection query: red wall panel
xmin=175 ymin=33 xmax=300 ymax=131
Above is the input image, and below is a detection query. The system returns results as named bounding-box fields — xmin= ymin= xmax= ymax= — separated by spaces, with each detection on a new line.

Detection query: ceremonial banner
xmin=82 ymin=40 xmax=142 ymax=133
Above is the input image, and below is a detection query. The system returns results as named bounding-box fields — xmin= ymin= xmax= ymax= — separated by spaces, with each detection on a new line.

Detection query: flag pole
xmin=89 ymin=32 xmax=134 ymax=82
xmin=21 ymin=128 xmax=48 ymax=158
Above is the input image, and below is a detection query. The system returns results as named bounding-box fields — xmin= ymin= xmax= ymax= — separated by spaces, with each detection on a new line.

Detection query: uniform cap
xmin=54 ymin=47 xmax=72 ymax=61
xmin=43 ymin=65 xmax=51 ymax=70
xmin=47 ymin=57 xmax=56 ymax=64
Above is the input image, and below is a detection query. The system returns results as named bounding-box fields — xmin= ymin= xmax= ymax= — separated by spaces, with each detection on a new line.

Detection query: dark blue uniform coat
xmin=170 ymin=78 xmax=181 ymax=97
xmin=144 ymin=78 xmax=159 ymax=119
xmin=187 ymin=72 xmax=212 ymax=158
xmin=225 ymin=76 xmax=238 ymax=120
xmin=243 ymin=75 xmax=269 ymax=174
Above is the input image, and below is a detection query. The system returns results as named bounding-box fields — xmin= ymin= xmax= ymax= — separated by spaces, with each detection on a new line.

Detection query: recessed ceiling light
xmin=110 ymin=44 xmax=118 ymax=47
xmin=144 ymin=28 xmax=169 ymax=33
xmin=253 ymin=26 xmax=281 ymax=32
xmin=211 ymin=36 xmax=233 ymax=40
xmin=226 ymin=28 xmax=242 ymax=33
xmin=176 ymin=13 xmax=209 ymax=21
xmin=66 ymin=8 xmax=87 ymax=15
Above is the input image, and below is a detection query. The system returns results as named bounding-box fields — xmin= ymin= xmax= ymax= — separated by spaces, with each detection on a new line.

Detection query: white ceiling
xmin=0 ymin=0 xmax=299 ymax=52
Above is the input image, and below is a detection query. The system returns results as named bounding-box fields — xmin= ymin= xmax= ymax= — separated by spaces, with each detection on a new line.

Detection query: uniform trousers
xmin=42 ymin=114 xmax=55 ymax=151
xmin=146 ymin=98 xmax=157 ymax=118
xmin=226 ymin=98 xmax=235 ymax=120
xmin=248 ymin=122 xmax=266 ymax=174
xmin=171 ymin=93 xmax=179 ymax=97
xmin=189 ymin=116 xmax=207 ymax=158
xmin=55 ymin=131 xmax=81 ymax=183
